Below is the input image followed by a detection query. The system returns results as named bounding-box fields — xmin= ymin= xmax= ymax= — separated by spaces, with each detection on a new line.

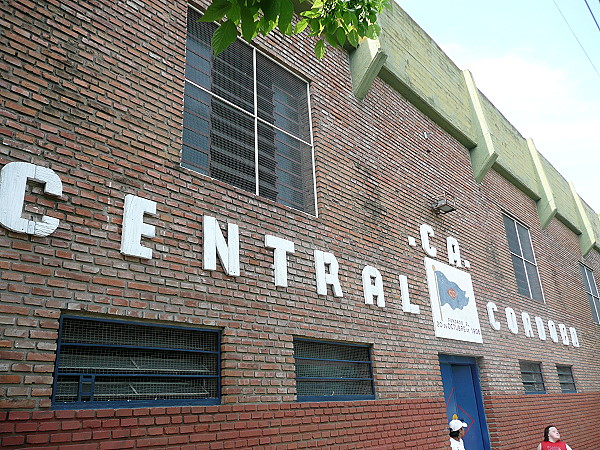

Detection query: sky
xmin=399 ymin=0 xmax=600 ymax=213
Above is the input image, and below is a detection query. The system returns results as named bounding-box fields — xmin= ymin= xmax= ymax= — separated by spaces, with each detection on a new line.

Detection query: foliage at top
xmin=199 ymin=0 xmax=390 ymax=59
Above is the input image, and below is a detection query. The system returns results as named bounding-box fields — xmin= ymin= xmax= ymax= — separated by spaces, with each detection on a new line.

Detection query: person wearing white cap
xmin=448 ymin=419 xmax=468 ymax=450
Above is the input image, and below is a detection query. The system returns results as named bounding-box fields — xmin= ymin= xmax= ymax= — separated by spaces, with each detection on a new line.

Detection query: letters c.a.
xmin=0 ymin=162 xmax=62 ymax=237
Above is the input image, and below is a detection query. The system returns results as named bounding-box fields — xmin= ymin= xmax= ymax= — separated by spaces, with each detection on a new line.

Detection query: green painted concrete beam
xmin=344 ymin=2 xmax=599 ymax=256
xmin=376 ymin=2 xmax=478 ymax=149
xmin=349 ymin=38 xmax=388 ymax=100
xmin=464 ymin=70 xmax=498 ymax=183
xmin=571 ymin=183 xmax=600 ymax=255
xmin=533 ymin=147 xmax=583 ymax=234
xmin=528 ymin=139 xmax=557 ymax=229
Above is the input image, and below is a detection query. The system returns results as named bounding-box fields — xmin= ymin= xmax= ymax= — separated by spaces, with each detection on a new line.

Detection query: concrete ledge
xmin=376 ymin=2 xmax=477 ymax=149
xmin=528 ymin=139 xmax=558 ymax=229
xmin=464 ymin=70 xmax=498 ymax=183
xmin=343 ymin=2 xmax=598 ymax=246
xmin=349 ymin=38 xmax=388 ymax=100
xmin=572 ymin=184 xmax=600 ymax=255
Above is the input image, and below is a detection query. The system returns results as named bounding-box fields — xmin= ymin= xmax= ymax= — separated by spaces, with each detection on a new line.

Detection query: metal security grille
xmin=294 ymin=339 xmax=375 ymax=401
xmin=519 ymin=361 xmax=545 ymax=393
xmin=183 ymin=10 xmax=315 ymax=214
xmin=52 ymin=317 xmax=220 ymax=409
xmin=503 ymin=215 xmax=544 ymax=301
xmin=581 ymin=264 xmax=600 ymax=323
xmin=556 ymin=365 xmax=576 ymax=393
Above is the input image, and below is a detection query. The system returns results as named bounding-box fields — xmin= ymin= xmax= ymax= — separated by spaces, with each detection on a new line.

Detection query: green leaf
xmin=198 ymin=0 xmax=387 ymax=54
xmin=212 ymin=20 xmax=238 ymax=56
xmin=294 ymin=18 xmax=309 ymax=33
xmin=324 ymin=31 xmax=337 ymax=47
xmin=357 ymin=22 xmax=366 ymax=37
xmin=370 ymin=23 xmax=381 ymax=37
xmin=301 ymin=9 xmax=322 ymax=18
xmin=259 ymin=18 xmax=278 ymax=34
xmin=326 ymin=21 xmax=338 ymax=36
xmin=314 ymin=39 xmax=326 ymax=59
xmin=199 ymin=0 xmax=232 ymax=22
xmin=347 ymin=29 xmax=358 ymax=47
xmin=228 ymin=2 xmax=241 ymax=24
xmin=342 ymin=12 xmax=354 ymax=28
xmin=240 ymin=8 xmax=259 ymax=41
xmin=245 ymin=3 xmax=260 ymax=17
xmin=336 ymin=26 xmax=346 ymax=46
xmin=309 ymin=18 xmax=323 ymax=34
xmin=278 ymin=0 xmax=294 ymax=35
xmin=365 ymin=24 xmax=375 ymax=39
xmin=262 ymin=0 xmax=280 ymax=23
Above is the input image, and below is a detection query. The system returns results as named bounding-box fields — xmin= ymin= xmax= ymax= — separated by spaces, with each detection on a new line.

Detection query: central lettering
xmin=0 ymin=162 xmax=582 ymax=348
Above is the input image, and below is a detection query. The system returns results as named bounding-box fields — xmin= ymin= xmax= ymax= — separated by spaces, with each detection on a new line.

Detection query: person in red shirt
xmin=536 ymin=425 xmax=573 ymax=450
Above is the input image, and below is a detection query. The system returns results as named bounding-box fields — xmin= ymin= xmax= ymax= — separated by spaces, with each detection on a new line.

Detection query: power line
xmin=552 ymin=0 xmax=600 ymax=79
xmin=583 ymin=0 xmax=600 ymax=31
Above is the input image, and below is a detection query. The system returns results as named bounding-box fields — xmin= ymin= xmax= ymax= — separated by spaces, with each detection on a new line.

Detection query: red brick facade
xmin=1 ymin=0 xmax=599 ymax=448
xmin=0 ymin=399 xmax=448 ymax=449
xmin=485 ymin=393 xmax=600 ymax=449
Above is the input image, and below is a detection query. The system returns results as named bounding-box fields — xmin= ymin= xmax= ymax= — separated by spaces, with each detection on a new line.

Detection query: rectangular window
xmin=520 ymin=361 xmax=545 ymax=393
xmin=183 ymin=9 xmax=315 ymax=214
xmin=556 ymin=365 xmax=576 ymax=393
xmin=581 ymin=264 xmax=600 ymax=324
xmin=503 ymin=215 xmax=544 ymax=301
xmin=52 ymin=316 xmax=220 ymax=409
xmin=294 ymin=339 xmax=375 ymax=402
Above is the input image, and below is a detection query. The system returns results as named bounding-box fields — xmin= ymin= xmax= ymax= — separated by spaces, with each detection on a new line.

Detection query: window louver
xmin=183 ymin=11 xmax=315 ymax=214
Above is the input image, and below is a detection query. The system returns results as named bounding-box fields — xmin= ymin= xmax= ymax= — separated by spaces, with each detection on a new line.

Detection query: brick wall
xmin=485 ymin=393 xmax=600 ymax=449
xmin=0 ymin=398 xmax=448 ymax=449
xmin=1 ymin=0 xmax=599 ymax=448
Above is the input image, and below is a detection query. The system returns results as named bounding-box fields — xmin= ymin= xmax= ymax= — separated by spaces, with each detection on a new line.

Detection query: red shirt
xmin=541 ymin=441 xmax=567 ymax=450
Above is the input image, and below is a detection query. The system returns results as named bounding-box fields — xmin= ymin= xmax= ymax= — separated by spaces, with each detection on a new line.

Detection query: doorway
xmin=439 ymin=354 xmax=491 ymax=450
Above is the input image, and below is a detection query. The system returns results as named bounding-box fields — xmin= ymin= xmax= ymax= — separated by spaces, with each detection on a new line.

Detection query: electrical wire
xmin=552 ymin=0 xmax=600 ymax=79
xmin=583 ymin=0 xmax=600 ymax=31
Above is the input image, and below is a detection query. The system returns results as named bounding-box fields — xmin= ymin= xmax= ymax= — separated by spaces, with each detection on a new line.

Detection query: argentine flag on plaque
xmin=425 ymin=257 xmax=483 ymax=343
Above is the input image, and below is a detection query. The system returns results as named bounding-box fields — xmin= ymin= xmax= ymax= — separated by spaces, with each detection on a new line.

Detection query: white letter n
xmin=203 ymin=215 xmax=240 ymax=276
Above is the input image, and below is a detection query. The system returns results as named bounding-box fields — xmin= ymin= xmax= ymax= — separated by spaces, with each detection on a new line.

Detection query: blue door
xmin=439 ymin=355 xmax=491 ymax=450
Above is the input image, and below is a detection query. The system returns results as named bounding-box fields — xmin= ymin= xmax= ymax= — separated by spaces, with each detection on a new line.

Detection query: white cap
xmin=449 ymin=419 xmax=468 ymax=431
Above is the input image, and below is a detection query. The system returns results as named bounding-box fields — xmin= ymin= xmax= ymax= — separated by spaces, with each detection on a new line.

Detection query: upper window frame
xmin=502 ymin=214 xmax=545 ymax=302
xmin=581 ymin=264 xmax=600 ymax=324
xmin=182 ymin=8 xmax=318 ymax=215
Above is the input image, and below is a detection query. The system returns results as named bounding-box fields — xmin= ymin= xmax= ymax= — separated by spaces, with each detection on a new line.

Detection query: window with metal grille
xmin=581 ymin=264 xmax=600 ymax=324
xmin=52 ymin=316 xmax=220 ymax=409
xmin=556 ymin=365 xmax=576 ymax=393
xmin=183 ymin=9 xmax=315 ymax=214
xmin=519 ymin=361 xmax=545 ymax=393
xmin=503 ymin=215 xmax=544 ymax=301
xmin=293 ymin=339 xmax=375 ymax=402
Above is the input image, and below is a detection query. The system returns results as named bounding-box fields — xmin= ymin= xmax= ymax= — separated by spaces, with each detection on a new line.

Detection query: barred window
xmin=503 ymin=215 xmax=544 ymax=301
xmin=294 ymin=339 xmax=375 ymax=402
xmin=581 ymin=264 xmax=600 ymax=324
xmin=52 ymin=316 xmax=220 ymax=409
xmin=519 ymin=361 xmax=545 ymax=394
xmin=557 ymin=365 xmax=576 ymax=393
xmin=183 ymin=9 xmax=315 ymax=214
